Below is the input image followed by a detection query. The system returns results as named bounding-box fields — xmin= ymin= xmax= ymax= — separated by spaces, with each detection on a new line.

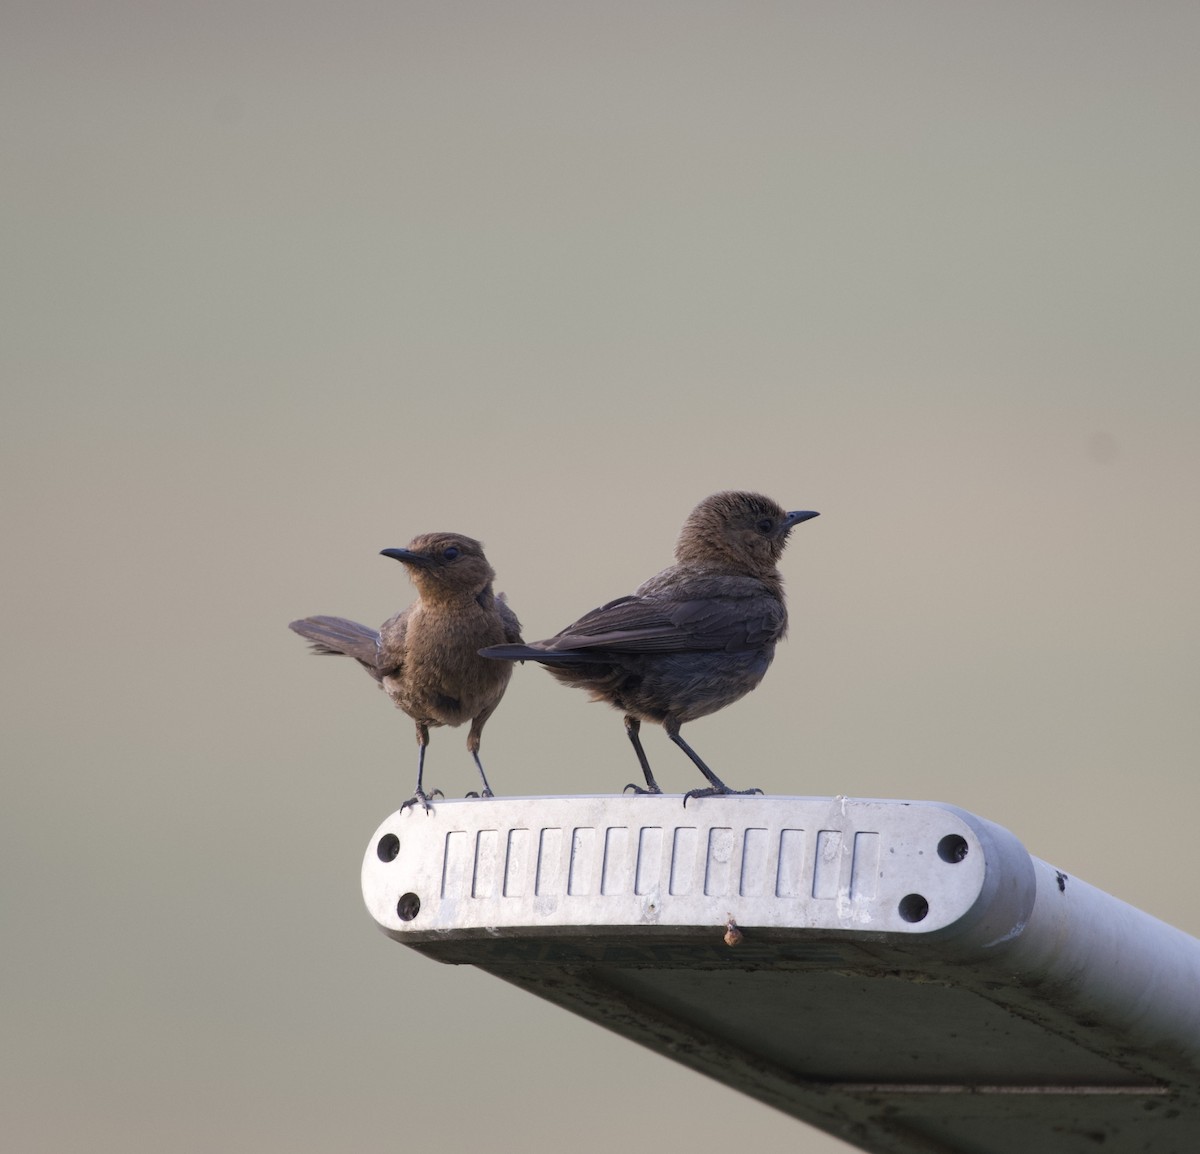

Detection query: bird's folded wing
xmin=496 ymin=593 xmax=524 ymax=644
xmin=547 ymin=592 xmax=785 ymax=654
xmin=375 ymin=609 xmax=412 ymax=678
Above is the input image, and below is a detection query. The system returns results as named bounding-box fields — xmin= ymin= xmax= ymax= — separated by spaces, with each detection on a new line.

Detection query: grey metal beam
xmin=361 ymin=795 xmax=1200 ymax=1153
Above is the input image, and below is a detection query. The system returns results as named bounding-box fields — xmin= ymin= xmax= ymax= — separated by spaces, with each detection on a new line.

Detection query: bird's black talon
xmin=481 ymin=788 xmax=494 ymax=798
xmin=624 ymin=782 xmax=663 ymax=795
xmin=465 ymin=791 xmax=479 ymax=798
xmin=681 ymin=785 xmax=762 ymax=807
xmin=400 ymin=789 xmax=438 ymax=814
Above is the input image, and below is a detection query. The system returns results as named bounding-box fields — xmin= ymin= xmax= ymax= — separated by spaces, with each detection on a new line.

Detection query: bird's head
xmin=381 ymin=533 xmax=496 ymax=598
xmin=674 ymin=491 xmax=819 ymax=573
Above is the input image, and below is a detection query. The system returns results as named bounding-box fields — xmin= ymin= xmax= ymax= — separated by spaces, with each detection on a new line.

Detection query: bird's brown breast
xmin=386 ymin=600 xmax=515 ymax=727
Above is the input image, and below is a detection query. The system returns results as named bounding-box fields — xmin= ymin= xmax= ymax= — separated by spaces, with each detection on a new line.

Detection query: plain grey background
xmin=4 ymin=4 xmax=1198 ymax=1151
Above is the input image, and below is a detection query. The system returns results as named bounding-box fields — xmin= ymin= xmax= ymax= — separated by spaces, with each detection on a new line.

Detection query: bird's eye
xmin=443 ymin=546 xmax=460 ymax=561
xmin=756 ymin=518 xmax=775 ymax=534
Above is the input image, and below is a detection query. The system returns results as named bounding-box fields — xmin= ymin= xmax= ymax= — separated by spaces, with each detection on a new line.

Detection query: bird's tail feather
xmin=289 ymin=615 xmax=380 ymax=670
xmin=479 ymin=643 xmax=598 ymax=665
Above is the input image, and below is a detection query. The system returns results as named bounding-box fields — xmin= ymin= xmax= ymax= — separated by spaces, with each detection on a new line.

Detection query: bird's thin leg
xmin=664 ymin=719 xmax=762 ymax=807
xmin=400 ymin=724 xmax=442 ymax=814
xmin=464 ymin=712 xmax=496 ymax=799
xmin=622 ymin=715 xmax=663 ymax=795
xmin=465 ymin=751 xmax=495 ymax=799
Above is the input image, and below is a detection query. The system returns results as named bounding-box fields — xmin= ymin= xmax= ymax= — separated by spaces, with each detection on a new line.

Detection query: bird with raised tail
xmin=290 ymin=534 xmax=522 ymax=813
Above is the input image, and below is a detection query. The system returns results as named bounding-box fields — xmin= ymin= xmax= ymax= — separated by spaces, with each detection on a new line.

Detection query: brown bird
xmin=480 ymin=492 xmax=818 ymax=804
xmin=290 ymin=533 xmax=522 ymax=813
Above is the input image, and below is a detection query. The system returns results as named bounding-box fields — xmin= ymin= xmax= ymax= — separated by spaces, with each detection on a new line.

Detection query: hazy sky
xmin=4 ymin=4 xmax=1199 ymax=1152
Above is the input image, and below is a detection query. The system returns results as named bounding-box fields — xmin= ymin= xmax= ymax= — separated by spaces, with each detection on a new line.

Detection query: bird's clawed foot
xmin=464 ymin=788 xmax=496 ymax=799
xmin=682 ymin=784 xmax=763 ymax=808
xmin=400 ymin=787 xmax=444 ymax=814
xmin=623 ymin=782 xmax=664 ymax=795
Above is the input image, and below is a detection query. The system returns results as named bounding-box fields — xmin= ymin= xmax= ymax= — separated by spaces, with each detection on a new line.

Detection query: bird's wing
xmin=375 ymin=608 xmax=411 ymax=678
xmin=544 ymin=587 xmax=785 ymax=655
xmin=496 ymin=592 xmax=523 ymax=644
xmin=289 ymin=615 xmax=383 ymax=679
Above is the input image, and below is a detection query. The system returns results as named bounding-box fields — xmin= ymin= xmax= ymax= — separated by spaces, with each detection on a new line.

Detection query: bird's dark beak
xmin=784 ymin=510 xmax=820 ymax=530
xmin=380 ymin=547 xmax=432 ymax=567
